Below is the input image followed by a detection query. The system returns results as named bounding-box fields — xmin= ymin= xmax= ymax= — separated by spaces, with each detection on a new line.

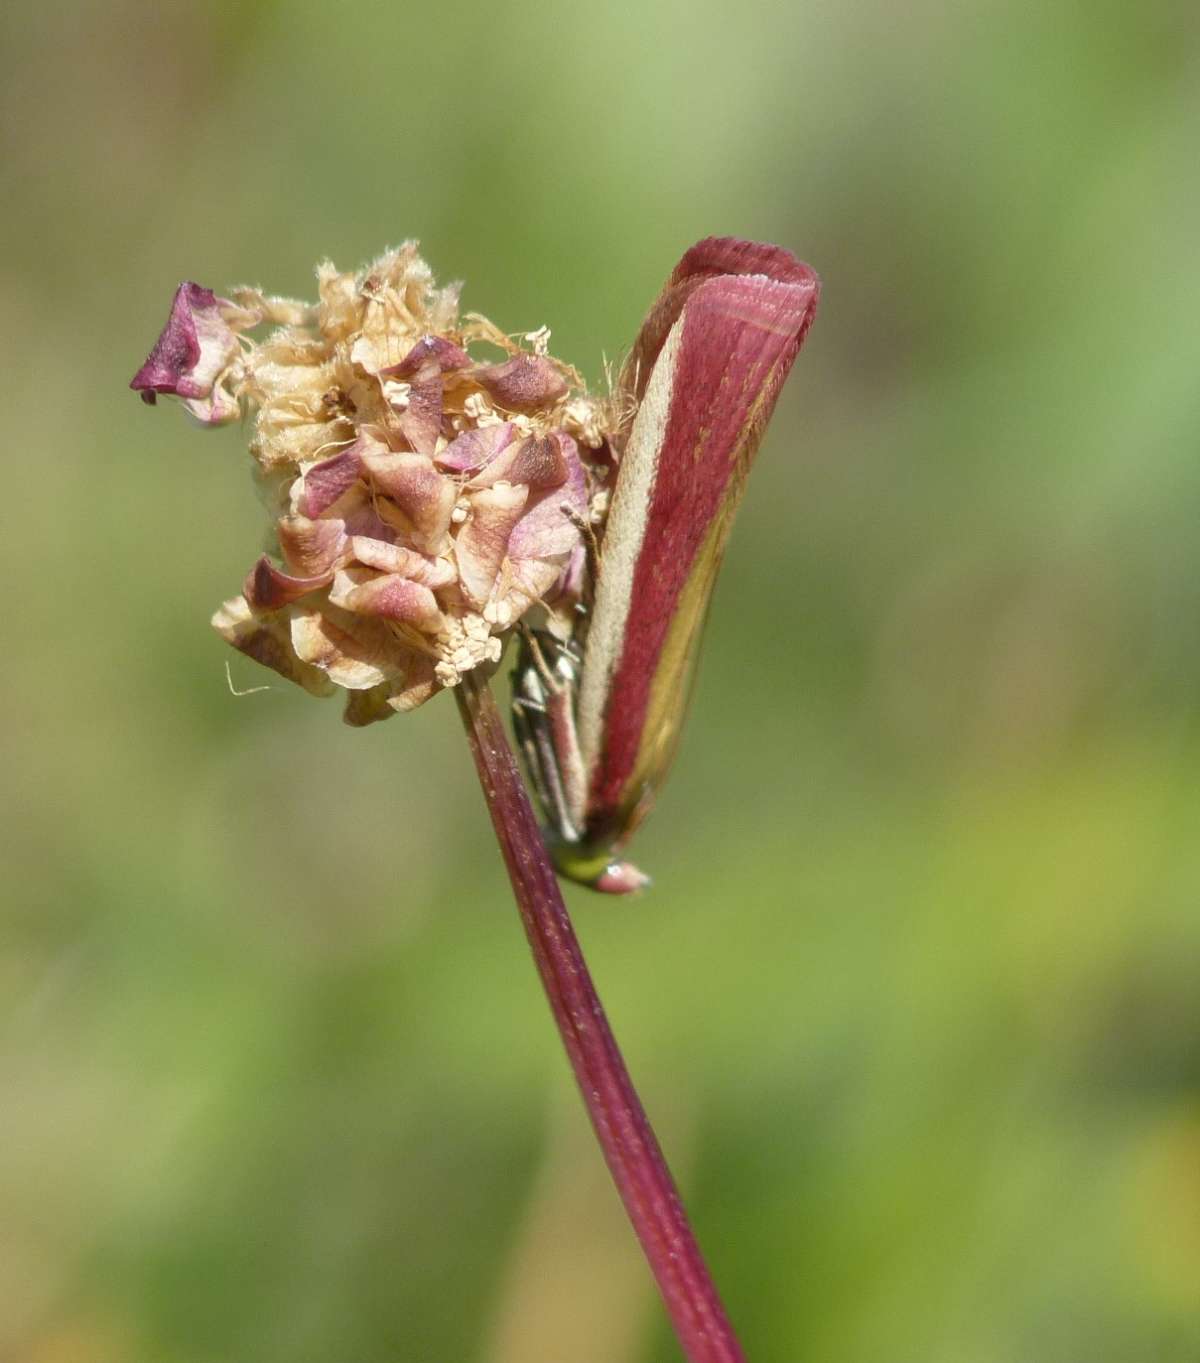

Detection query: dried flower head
xmin=131 ymin=244 xmax=615 ymax=724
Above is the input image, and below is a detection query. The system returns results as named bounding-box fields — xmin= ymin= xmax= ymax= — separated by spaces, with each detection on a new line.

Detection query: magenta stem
xmin=455 ymin=671 xmax=746 ymax=1363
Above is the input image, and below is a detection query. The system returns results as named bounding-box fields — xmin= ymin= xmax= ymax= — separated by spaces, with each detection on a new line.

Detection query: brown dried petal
xmin=385 ymin=664 xmax=439 ymax=713
xmin=389 ymin=359 xmax=442 ymax=456
xmin=455 ymin=483 xmax=529 ymax=604
xmin=212 ymin=597 xmax=334 ymax=697
xmin=507 ymin=433 xmax=588 ymax=560
xmin=361 ymin=450 xmax=456 ymax=551
xmin=473 ymin=355 xmax=569 ymax=412
xmin=343 ymin=684 xmax=397 ymax=727
xmin=467 ymin=433 xmax=568 ymax=492
xmin=290 ymin=605 xmax=403 ymax=690
xmin=129 ymin=282 xmax=243 ymax=425
xmin=278 ymin=514 xmax=349 ymax=577
xmin=328 ymin=567 xmax=444 ymax=633
xmin=243 ymin=555 xmax=331 ymax=610
xmin=298 ymin=442 xmax=365 ymax=516
xmin=349 ymin=536 xmax=456 ymax=589
xmin=382 ymin=334 xmax=471 ymax=379
xmin=434 ymin=423 xmax=517 ymax=475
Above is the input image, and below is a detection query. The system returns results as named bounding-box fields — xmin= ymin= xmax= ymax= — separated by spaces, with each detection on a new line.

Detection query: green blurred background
xmin=4 ymin=1 xmax=1200 ymax=1359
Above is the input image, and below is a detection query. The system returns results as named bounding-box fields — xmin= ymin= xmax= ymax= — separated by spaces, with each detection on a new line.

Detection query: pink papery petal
xmin=385 ymin=664 xmax=439 ymax=713
xmin=130 ymin=280 xmax=237 ymax=395
xmin=298 ymin=437 xmax=370 ymax=516
xmin=331 ymin=483 xmax=398 ymax=544
xmin=342 ymin=663 xmax=439 ymax=726
xmin=473 ymin=355 xmax=568 ymax=412
xmin=361 ymin=450 xmax=456 ymax=551
xmin=434 ymin=423 xmax=517 ymax=476
xmin=467 ymin=433 xmax=568 ymax=492
xmin=388 ymin=358 xmax=443 ymax=456
xmin=383 ymin=334 xmax=472 ymax=378
xmin=328 ymin=567 xmax=444 ymax=633
xmin=278 ymin=514 xmax=349 ymax=578
xmin=456 ymin=483 xmax=529 ymax=604
xmin=508 ymin=434 xmax=587 ymax=561
xmin=349 ymin=536 xmax=456 ymax=589
xmin=243 ymin=555 xmax=330 ymax=610
xmin=129 ymin=282 xmax=243 ymax=425
xmin=290 ymin=605 xmax=404 ymax=690
xmin=343 ymin=684 xmax=397 ymax=728
xmin=212 ymin=597 xmax=333 ymax=697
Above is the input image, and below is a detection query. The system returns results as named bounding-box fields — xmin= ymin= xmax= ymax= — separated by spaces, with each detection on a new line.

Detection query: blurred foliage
xmin=3 ymin=0 xmax=1200 ymax=1359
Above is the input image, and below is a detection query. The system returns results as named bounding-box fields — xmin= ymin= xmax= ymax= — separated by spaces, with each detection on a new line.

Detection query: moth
xmin=513 ymin=238 xmax=820 ymax=892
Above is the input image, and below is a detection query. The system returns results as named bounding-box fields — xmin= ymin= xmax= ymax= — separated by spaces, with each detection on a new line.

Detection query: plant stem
xmin=455 ymin=670 xmax=746 ymax=1363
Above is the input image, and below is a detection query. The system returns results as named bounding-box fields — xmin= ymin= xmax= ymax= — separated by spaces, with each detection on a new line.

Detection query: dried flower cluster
xmin=131 ymin=245 xmax=615 ymax=723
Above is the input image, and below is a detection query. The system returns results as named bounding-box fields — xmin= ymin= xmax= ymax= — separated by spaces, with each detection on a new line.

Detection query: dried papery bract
xmin=131 ymin=244 xmax=615 ymax=721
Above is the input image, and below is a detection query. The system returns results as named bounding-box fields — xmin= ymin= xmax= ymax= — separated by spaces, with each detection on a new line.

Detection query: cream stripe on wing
xmin=574 ymin=318 xmax=683 ymax=822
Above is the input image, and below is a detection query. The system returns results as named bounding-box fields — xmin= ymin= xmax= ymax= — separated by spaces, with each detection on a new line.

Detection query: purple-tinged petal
xmin=361 ymin=450 xmax=456 ymax=550
xmin=507 ymin=434 xmax=588 ymax=561
xmin=434 ymin=423 xmax=517 ymax=475
xmin=342 ymin=683 xmax=397 ymax=728
xmin=328 ymin=568 xmax=444 ymax=632
xmin=456 ymin=483 xmax=529 ymax=604
xmin=382 ymin=334 xmax=471 ymax=379
xmin=332 ymin=484 xmax=398 ymax=544
xmin=298 ymin=440 xmax=366 ymax=517
xmin=290 ymin=605 xmax=402 ymax=690
xmin=278 ymin=514 xmax=348 ymax=578
xmin=349 ymin=536 xmax=456 ymax=589
xmin=384 ymin=663 xmax=439 ymax=713
xmin=130 ymin=282 xmax=243 ymax=425
xmin=211 ymin=597 xmax=334 ymax=697
xmin=243 ymin=555 xmax=331 ymax=610
xmin=384 ymin=358 xmax=443 ymax=456
xmin=473 ymin=355 xmax=568 ymax=412
xmin=467 ymin=433 xmax=567 ymax=492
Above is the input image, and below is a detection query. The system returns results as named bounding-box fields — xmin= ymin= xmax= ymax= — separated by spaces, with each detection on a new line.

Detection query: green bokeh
xmin=4 ymin=1 xmax=1199 ymax=1359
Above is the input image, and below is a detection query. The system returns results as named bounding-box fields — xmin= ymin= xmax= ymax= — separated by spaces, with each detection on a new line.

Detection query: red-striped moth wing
xmin=573 ymin=238 xmax=820 ymax=859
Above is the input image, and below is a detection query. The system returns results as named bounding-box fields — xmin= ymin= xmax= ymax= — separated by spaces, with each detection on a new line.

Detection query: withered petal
xmin=130 ymin=282 xmax=236 ymax=400
xmin=212 ymin=597 xmax=334 ymax=698
xmin=328 ymin=567 xmax=444 ymax=632
xmin=243 ymin=555 xmax=331 ymax=610
xmin=507 ymin=433 xmax=588 ymax=561
xmin=472 ymin=354 xmax=568 ymax=412
xmin=385 ymin=662 xmax=439 ymax=713
xmin=434 ymin=423 xmax=517 ymax=475
xmin=456 ymin=482 xmax=529 ymax=604
xmin=467 ymin=433 xmax=567 ymax=492
xmin=349 ymin=536 xmax=456 ymax=589
xmin=381 ymin=334 xmax=472 ymax=379
xmin=361 ymin=450 xmax=456 ymax=551
xmin=298 ymin=442 xmax=366 ymax=517
xmin=392 ymin=360 xmax=443 ymax=456
xmin=278 ymin=514 xmax=349 ymax=577
xmin=290 ymin=605 xmax=403 ymax=690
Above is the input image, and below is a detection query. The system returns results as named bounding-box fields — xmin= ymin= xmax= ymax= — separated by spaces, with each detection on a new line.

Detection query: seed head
xmin=131 ymin=244 xmax=615 ymax=723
